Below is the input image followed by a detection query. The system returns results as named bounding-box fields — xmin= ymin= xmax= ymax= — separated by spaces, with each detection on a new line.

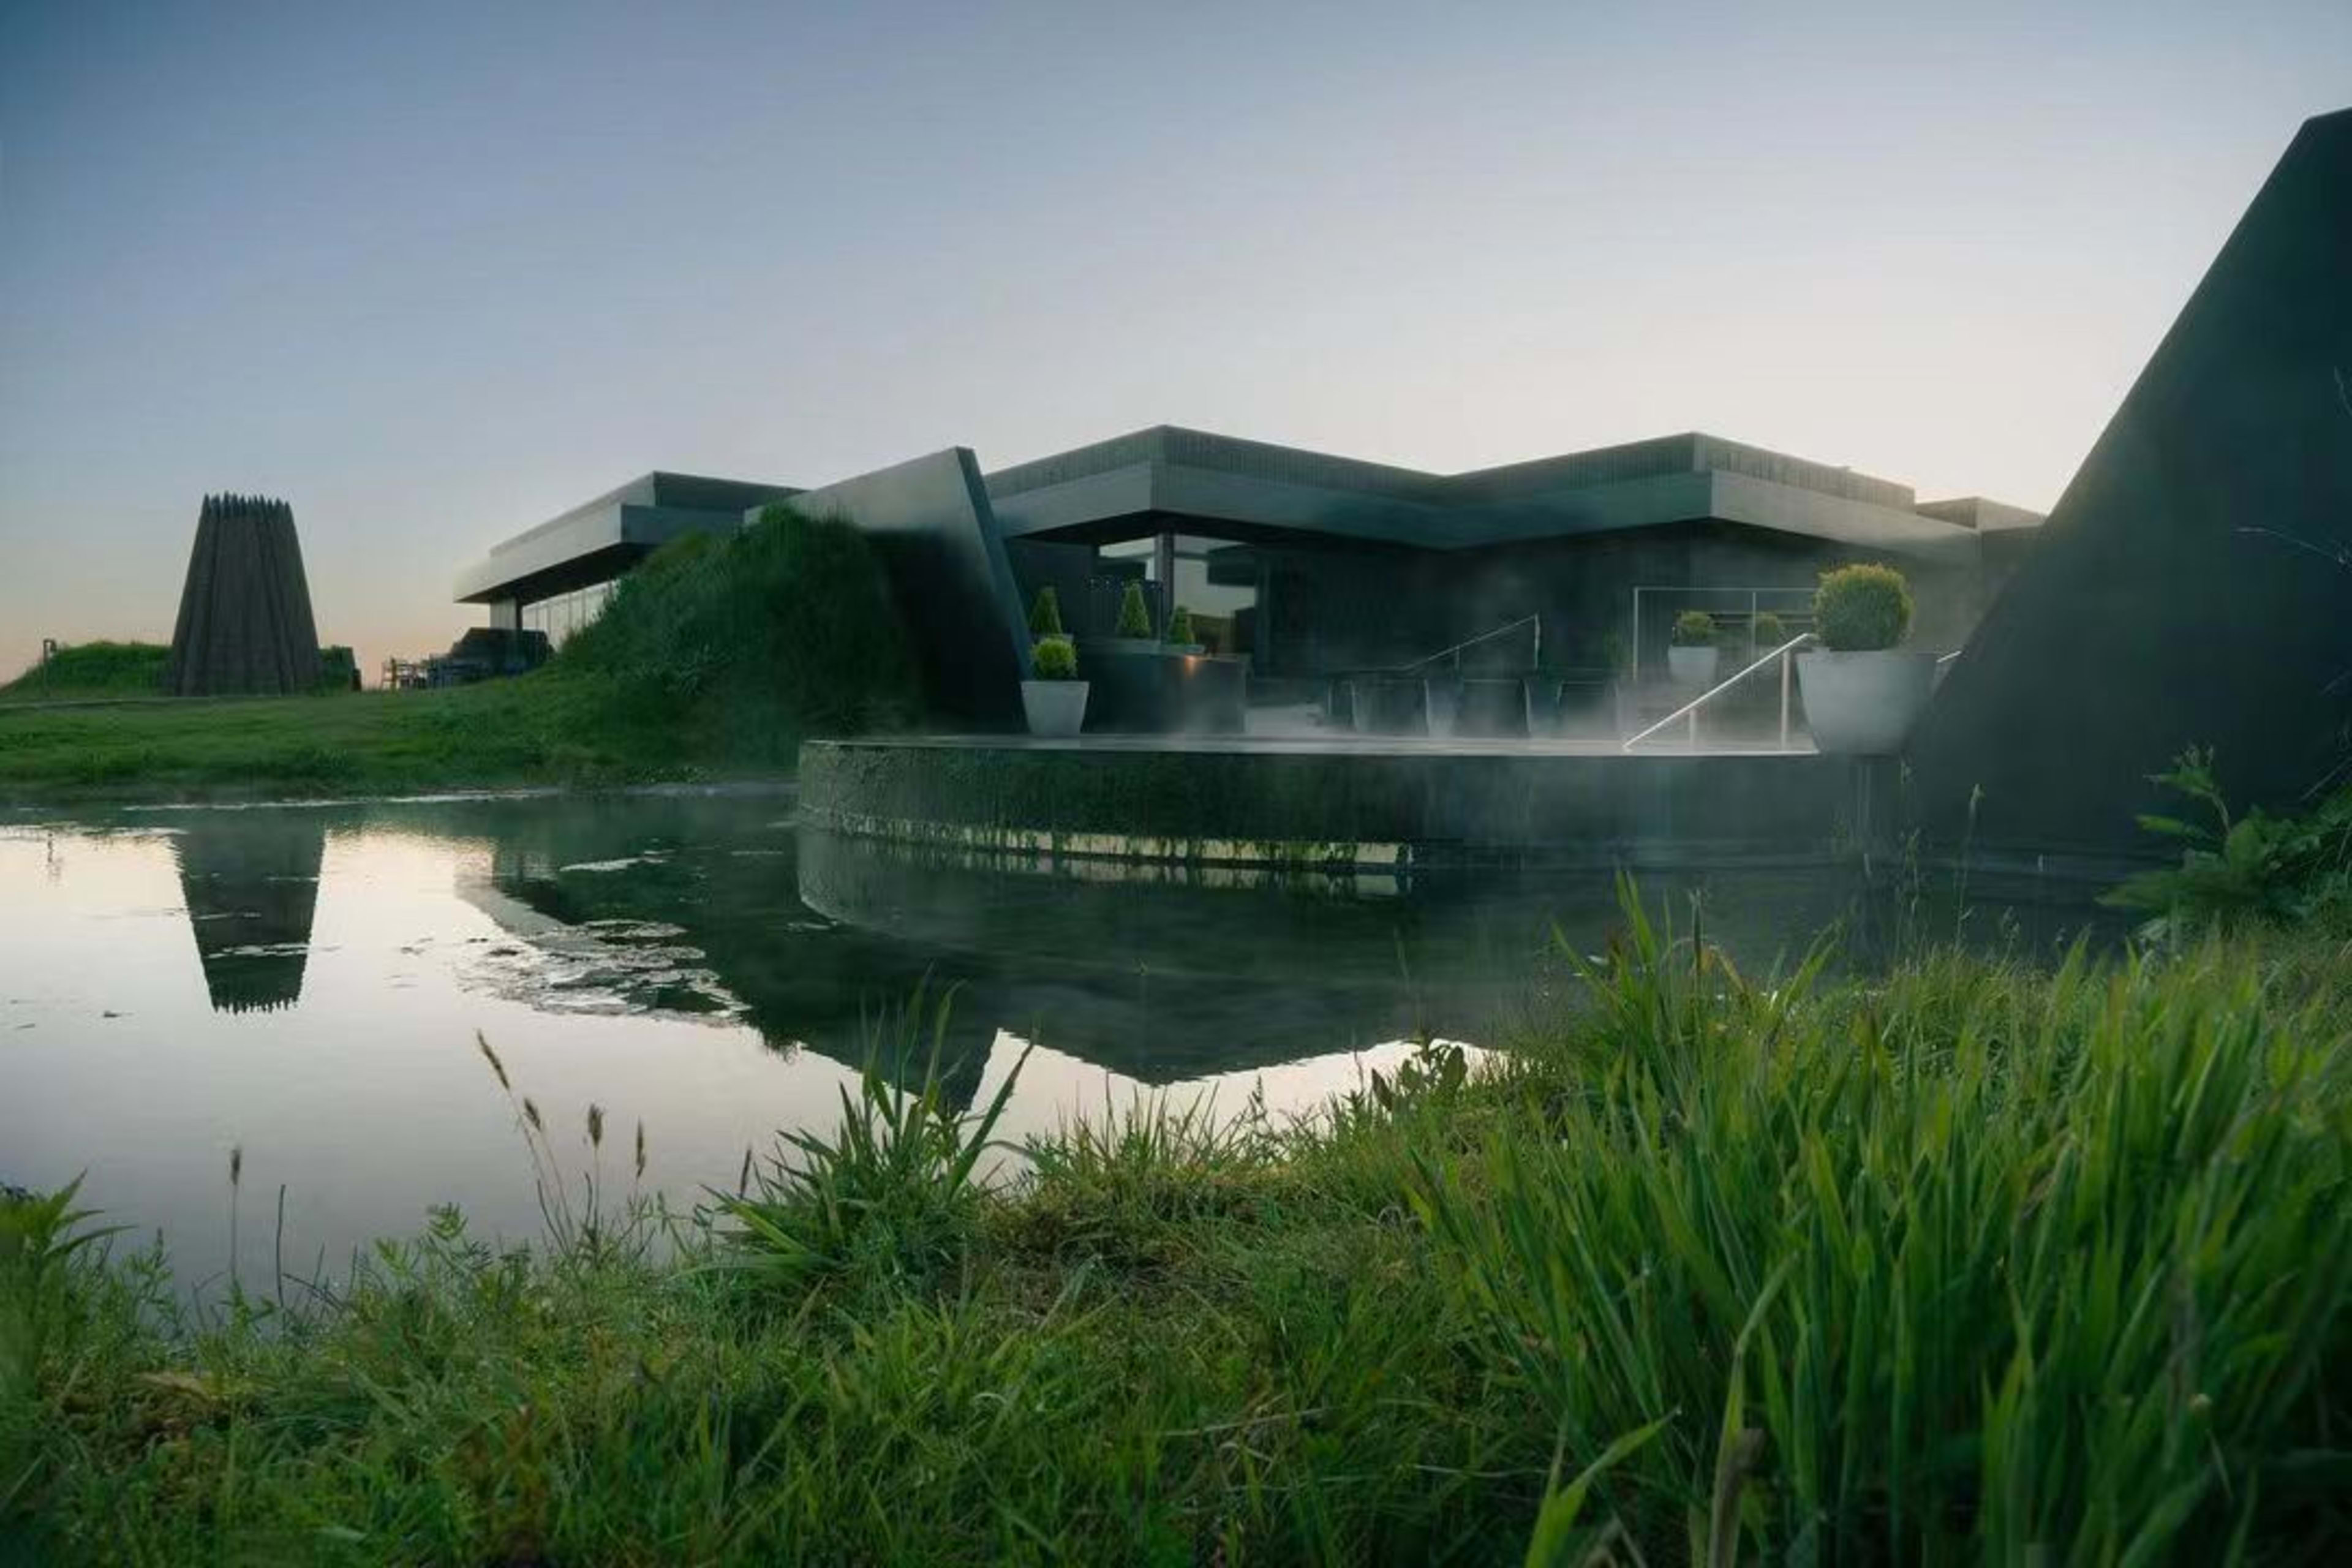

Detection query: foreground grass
xmin=6 ymin=905 xmax=2350 ymax=1564
xmin=0 ymin=678 xmax=712 ymax=805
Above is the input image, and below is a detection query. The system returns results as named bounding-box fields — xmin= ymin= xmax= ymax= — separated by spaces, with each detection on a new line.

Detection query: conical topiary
xmin=1028 ymin=586 xmax=1065 ymax=638
xmin=1114 ymin=580 xmax=1152 ymax=639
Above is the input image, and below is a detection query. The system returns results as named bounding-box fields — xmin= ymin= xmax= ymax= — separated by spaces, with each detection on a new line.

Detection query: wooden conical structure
xmin=164 ymin=494 xmax=323 ymax=696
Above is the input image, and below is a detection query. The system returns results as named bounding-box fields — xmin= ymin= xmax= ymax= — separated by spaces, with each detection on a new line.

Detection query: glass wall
xmin=519 ymin=581 xmax=616 ymax=647
xmin=1096 ymin=533 xmax=1258 ymax=655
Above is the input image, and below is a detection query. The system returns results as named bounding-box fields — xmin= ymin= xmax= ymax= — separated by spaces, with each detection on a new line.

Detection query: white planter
xmin=1667 ymin=645 xmax=1719 ymax=689
xmin=1020 ymin=680 xmax=1089 ymax=737
xmin=1795 ymin=649 xmax=1935 ymax=755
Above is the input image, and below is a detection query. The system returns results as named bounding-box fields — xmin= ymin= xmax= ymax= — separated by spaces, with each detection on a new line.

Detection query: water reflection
xmin=0 ymin=792 xmax=2117 ymax=1292
xmin=174 ymin=812 xmax=326 ymax=1014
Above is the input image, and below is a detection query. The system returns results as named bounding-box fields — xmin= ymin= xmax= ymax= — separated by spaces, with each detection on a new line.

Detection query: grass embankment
xmin=0 ymin=682 xmax=657 ymax=804
xmin=0 ymin=641 xmax=170 ymax=703
xmin=0 ymin=510 xmax=918 ymax=805
xmin=6 ymin=900 xmax=2348 ymax=1563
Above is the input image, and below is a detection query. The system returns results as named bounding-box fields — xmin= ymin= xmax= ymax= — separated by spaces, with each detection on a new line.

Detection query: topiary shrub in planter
xmin=1164 ymin=605 xmax=1199 ymax=652
xmin=1812 ymin=564 xmax=1912 ymax=651
xmin=1797 ymin=564 xmax=1934 ymax=754
xmin=1667 ymin=610 xmax=1721 ymax=689
xmin=1021 ymin=635 xmax=1088 ymax=737
xmin=1028 ymin=586 xmax=1065 ymax=639
xmin=1752 ymin=611 xmax=1787 ymax=649
xmin=1115 ymin=581 xmax=1153 ymax=639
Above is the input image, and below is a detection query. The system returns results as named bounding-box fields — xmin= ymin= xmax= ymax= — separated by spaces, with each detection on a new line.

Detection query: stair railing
xmin=1622 ymin=632 xmax=1817 ymax=752
xmin=1391 ymin=614 xmax=1542 ymax=676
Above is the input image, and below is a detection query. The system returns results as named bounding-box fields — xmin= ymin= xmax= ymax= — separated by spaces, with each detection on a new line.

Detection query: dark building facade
xmin=454 ymin=431 xmax=2040 ymax=697
xmin=454 ymin=471 xmax=800 ymax=647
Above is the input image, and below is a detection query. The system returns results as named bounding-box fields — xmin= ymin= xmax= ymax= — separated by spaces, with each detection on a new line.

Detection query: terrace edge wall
xmin=799 ymin=739 xmax=1877 ymax=870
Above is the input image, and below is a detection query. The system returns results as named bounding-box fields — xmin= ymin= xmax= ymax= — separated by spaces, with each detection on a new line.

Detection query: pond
xmin=0 ymin=790 xmax=2109 ymax=1291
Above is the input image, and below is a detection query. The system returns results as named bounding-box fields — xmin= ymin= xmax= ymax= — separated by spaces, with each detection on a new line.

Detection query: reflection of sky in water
xmin=0 ymin=795 xmax=2111 ymax=1296
xmin=0 ymin=801 xmax=1543 ymax=1294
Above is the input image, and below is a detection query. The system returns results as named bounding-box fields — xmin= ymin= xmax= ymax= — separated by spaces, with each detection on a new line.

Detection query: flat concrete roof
xmin=980 ymin=425 xmax=2038 ymax=563
xmin=456 ymin=432 xmax=2043 ymax=605
xmin=455 ymin=470 xmax=799 ymax=603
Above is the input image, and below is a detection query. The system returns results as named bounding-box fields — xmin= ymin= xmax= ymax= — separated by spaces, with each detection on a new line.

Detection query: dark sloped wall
xmin=1907 ymin=109 xmax=2352 ymax=852
xmin=165 ymin=494 xmax=325 ymax=696
xmin=783 ymin=450 xmax=1030 ymax=728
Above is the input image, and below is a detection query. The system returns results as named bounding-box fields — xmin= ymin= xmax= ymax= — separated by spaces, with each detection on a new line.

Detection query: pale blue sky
xmin=2 ymin=1 xmax=2347 ymax=679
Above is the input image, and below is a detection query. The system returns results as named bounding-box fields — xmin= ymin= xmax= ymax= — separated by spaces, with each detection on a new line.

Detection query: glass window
xmin=519 ymin=582 xmax=617 ymax=649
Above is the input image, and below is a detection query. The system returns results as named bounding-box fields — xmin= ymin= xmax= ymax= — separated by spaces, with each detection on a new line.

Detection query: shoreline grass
xmin=6 ymin=895 xmax=2348 ymax=1563
xmin=0 ymin=678 xmax=741 ymax=807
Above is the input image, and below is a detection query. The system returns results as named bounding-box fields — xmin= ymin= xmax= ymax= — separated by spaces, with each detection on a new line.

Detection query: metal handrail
xmin=1393 ymin=614 xmax=1541 ymax=676
xmin=1623 ymin=633 xmax=1816 ymax=752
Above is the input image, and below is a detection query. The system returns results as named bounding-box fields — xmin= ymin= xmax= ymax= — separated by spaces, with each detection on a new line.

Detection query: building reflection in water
xmin=173 ymin=813 xmax=328 ymax=1014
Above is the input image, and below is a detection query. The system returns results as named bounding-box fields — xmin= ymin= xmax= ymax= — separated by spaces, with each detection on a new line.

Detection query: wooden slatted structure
xmin=164 ymin=494 xmax=323 ymax=696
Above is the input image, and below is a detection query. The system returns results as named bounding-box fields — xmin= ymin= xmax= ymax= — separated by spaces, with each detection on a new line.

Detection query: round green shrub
xmin=1671 ymin=610 xmax=1719 ymax=648
xmin=1114 ymin=581 xmax=1153 ymax=639
xmin=1027 ymin=586 xmax=1065 ymax=638
xmin=1166 ymin=606 xmax=1195 ymax=646
xmin=1029 ymin=635 xmax=1079 ymax=681
xmin=1752 ymin=611 xmax=1787 ymax=647
xmin=1812 ymin=564 xmax=1913 ymax=651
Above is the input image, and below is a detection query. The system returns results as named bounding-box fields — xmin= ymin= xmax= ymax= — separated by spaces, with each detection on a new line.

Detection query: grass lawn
xmin=6 ymin=899 xmax=2347 ymax=1563
xmin=0 ymin=510 xmax=917 ymax=807
xmin=0 ymin=680 xmax=718 ymax=806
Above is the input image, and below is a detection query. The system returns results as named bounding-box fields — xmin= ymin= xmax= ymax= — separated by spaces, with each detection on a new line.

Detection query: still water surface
xmin=1 ymin=791 xmax=2103 ymax=1291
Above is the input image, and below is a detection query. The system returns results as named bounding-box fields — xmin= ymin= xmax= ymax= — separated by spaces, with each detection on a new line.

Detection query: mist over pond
xmin=0 ymin=791 xmax=2108 ymax=1292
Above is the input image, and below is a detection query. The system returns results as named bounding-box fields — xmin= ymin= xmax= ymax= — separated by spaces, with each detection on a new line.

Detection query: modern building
xmin=456 ymin=471 xmax=799 ymax=646
xmin=454 ymin=428 xmax=2041 ymax=701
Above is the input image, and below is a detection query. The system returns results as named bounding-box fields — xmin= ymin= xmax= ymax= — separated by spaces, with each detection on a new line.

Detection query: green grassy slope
xmin=0 ymin=509 xmax=919 ymax=805
xmin=0 ymin=641 xmax=169 ymax=701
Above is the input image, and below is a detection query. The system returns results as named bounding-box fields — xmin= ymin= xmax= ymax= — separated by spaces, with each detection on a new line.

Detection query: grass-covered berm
xmin=6 ymin=891 xmax=2348 ymax=1564
xmin=0 ymin=640 xmax=172 ymax=701
xmin=0 ymin=507 xmax=920 ymax=805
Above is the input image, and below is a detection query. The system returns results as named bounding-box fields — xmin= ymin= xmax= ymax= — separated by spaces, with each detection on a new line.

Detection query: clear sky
xmin=2 ymin=0 xmax=2346 ymax=682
